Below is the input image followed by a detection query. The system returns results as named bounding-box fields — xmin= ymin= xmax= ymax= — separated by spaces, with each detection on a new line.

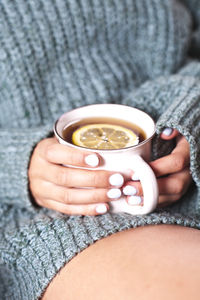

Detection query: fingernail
xmin=131 ymin=173 xmax=140 ymax=181
xmin=96 ymin=204 xmax=107 ymax=214
xmin=162 ymin=128 xmax=173 ymax=136
xmin=85 ymin=154 xmax=99 ymax=167
xmin=109 ymin=173 xmax=124 ymax=187
xmin=128 ymin=196 xmax=142 ymax=205
xmin=107 ymin=188 xmax=122 ymax=199
xmin=123 ymin=185 xmax=137 ymax=196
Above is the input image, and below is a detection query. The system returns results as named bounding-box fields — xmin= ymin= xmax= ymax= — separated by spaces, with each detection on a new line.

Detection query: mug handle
xmin=110 ymin=155 xmax=158 ymax=215
xmin=128 ymin=155 xmax=159 ymax=214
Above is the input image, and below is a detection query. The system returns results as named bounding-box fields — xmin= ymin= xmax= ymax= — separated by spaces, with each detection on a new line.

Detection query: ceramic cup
xmin=54 ymin=104 xmax=158 ymax=215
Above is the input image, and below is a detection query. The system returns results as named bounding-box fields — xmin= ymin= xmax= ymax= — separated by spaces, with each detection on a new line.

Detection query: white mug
xmin=54 ymin=104 xmax=158 ymax=215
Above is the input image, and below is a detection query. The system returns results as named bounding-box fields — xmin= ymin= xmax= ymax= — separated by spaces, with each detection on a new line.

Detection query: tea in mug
xmin=62 ymin=117 xmax=146 ymax=150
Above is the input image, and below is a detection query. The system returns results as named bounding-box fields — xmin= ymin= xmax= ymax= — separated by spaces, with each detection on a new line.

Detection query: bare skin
xmin=42 ymin=225 xmax=200 ymax=300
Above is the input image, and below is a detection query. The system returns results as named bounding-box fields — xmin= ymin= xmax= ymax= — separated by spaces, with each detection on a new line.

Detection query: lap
xmin=42 ymin=224 xmax=200 ymax=300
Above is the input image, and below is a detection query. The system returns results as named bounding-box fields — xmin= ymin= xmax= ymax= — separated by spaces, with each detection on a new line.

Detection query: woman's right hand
xmin=28 ymin=137 xmax=124 ymax=215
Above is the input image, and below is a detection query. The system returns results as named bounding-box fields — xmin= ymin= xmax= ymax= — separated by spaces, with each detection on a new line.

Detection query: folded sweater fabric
xmin=0 ymin=0 xmax=200 ymax=299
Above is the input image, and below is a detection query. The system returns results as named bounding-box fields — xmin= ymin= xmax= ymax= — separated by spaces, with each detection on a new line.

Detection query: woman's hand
xmin=28 ymin=137 xmax=125 ymax=215
xmin=123 ymin=129 xmax=192 ymax=207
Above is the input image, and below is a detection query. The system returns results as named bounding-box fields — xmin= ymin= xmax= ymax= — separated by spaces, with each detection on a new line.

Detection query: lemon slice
xmin=72 ymin=124 xmax=139 ymax=149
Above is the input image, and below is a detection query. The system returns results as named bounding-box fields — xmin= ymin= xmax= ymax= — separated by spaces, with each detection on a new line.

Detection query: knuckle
xmin=35 ymin=197 xmax=43 ymax=206
xmin=57 ymin=168 xmax=68 ymax=186
xmin=28 ymin=167 xmax=34 ymax=179
xmin=60 ymin=205 xmax=71 ymax=215
xmin=36 ymin=138 xmax=51 ymax=154
xmin=30 ymin=181 xmax=40 ymax=197
xmin=174 ymin=178 xmax=184 ymax=195
xmin=45 ymin=144 xmax=55 ymax=161
xmin=33 ymin=140 xmax=43 ymax=155
xmin=92 ymin=170 xmax=108 ymax=188
xmin=100 ymin=171 xmax=110 ymax=187
xmin=91 ymin=171 xmax=99 ymax=187
xmin=173 ymin=154 xmax=185 ymax=171
xmin=69 ymin=149 xmax=84 ymax=166
xmin=62 ymin=190 xmax=70 ymax=204
xmin=92 ymin=190 xmax=102 ymax=203
xmin=29 ymin=180 xmax=34 ymax=194
xmin=36 ymin=138 xmax=46 ymax=150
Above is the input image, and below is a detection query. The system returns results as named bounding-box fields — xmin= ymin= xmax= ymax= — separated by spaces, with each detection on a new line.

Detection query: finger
xmin=150 ymin=149 xmax=190 ymax=177
xmin=124 ymin=192 xmax=182 ymax=208
xmin=173 ymin=134 xmax=190 ymax=152
xmin=157 ymin=194 xmax=183 ymax=207
xmin=35 ymin=162 xmax=124 ymax=188
xmin=126 ymin=196 xmax=143 ymax=206
xmin=32 ymin=180 xmax=122 ymax=205
xmin=122 ymin=181 xmax=143 ymax=196
xmin=160 ymin=128 xmax=179 ymax=140
xmin=123 ymin=168 xmax=192 ymax=197
xmin=124 ymin=193 xmax=181 ymax=208
xmin=44 ymin=140 xmax=100 ymax=168
xmin=36 ymin=198 xmax=109 ymax=216
xmin=156 ymin=168 xmax=192 ymax=195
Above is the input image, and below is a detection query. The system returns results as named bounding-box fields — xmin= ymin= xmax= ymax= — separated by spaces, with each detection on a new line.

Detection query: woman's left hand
xmin=123 ymin=129 xmax=192 ymax=207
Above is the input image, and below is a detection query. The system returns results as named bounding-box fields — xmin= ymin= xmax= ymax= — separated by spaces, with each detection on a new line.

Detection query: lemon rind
xmin=72 ymin=123 xmax=139 ymax=149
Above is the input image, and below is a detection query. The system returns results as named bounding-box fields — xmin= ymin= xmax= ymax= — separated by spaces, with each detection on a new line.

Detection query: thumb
xmin=160 ymin=128 xmax=179 ymax=140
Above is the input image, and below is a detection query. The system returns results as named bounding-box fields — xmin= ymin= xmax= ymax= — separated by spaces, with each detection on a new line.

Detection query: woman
xmin=0 ymin=0 xmax=200 ymax=299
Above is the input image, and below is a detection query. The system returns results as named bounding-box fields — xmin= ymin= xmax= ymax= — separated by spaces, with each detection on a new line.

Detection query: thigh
xmin=42 ymin=224 xmax=200 ymax=300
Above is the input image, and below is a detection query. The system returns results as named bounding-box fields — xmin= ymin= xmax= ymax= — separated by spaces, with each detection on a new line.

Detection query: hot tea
xmin=55 ymin=104 xmax=158 ymax=214
xmin=62 ymin=117 xmax=146 ymax=150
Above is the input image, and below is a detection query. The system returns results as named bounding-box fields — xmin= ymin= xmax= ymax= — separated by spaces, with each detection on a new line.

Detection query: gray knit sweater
xmin=0 ymin=0 xmax=200 ymax=299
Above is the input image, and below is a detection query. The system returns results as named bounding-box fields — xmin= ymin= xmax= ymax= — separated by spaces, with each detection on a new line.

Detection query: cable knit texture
xmin=0 ymin=0 xmax=200 ymax=299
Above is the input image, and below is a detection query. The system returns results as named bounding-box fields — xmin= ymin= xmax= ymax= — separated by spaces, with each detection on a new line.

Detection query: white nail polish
xmin=85 ymin=154 xmax=99 ymax=167
xmin=131 ymin=173 xmax=140 ymax=181
xmin=128 ymin=196 xmax=142 ymax=205
xmin=162 ymin=128 xmax=173 ymax=136
xmin=107 ymin=188 xmax=122 ymax=199
xmin=123 ymin=185 xmax=137 ymax=196
xmin=109 ymin=173 xmax=124 ymax=187
xmin=96 ymin=204 xmax=107 ymax=214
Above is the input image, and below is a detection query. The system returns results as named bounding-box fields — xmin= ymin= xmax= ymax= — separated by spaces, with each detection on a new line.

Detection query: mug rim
xmin=54 ymin=104 xmax=156 ymax=153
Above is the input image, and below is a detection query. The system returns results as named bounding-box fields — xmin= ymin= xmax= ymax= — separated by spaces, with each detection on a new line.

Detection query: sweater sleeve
xmin=122 ymin=61 xmax=200 ymax=189
xmin=122 ymin=0 xmax=200 ymax=189
xmin=0 ymin=125 xmax=53 ymax=210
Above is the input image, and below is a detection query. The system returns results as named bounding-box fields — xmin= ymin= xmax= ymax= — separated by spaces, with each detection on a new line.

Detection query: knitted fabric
xmin=0 ymin=0 xmax=200 ymax=299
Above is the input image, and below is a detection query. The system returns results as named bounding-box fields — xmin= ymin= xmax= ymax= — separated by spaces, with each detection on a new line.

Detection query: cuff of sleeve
xmin=123 ymin=73 xmax=200 ymax=212
xmin=178 ymin=61 xmax=200 ymax=78
xmin=123 ymin=74 xmax=200 ymax=186
xmin=155 ymin=76 xmax=200 ymax=187
xmin=0 ymin=125 xmax=53 ymax=210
